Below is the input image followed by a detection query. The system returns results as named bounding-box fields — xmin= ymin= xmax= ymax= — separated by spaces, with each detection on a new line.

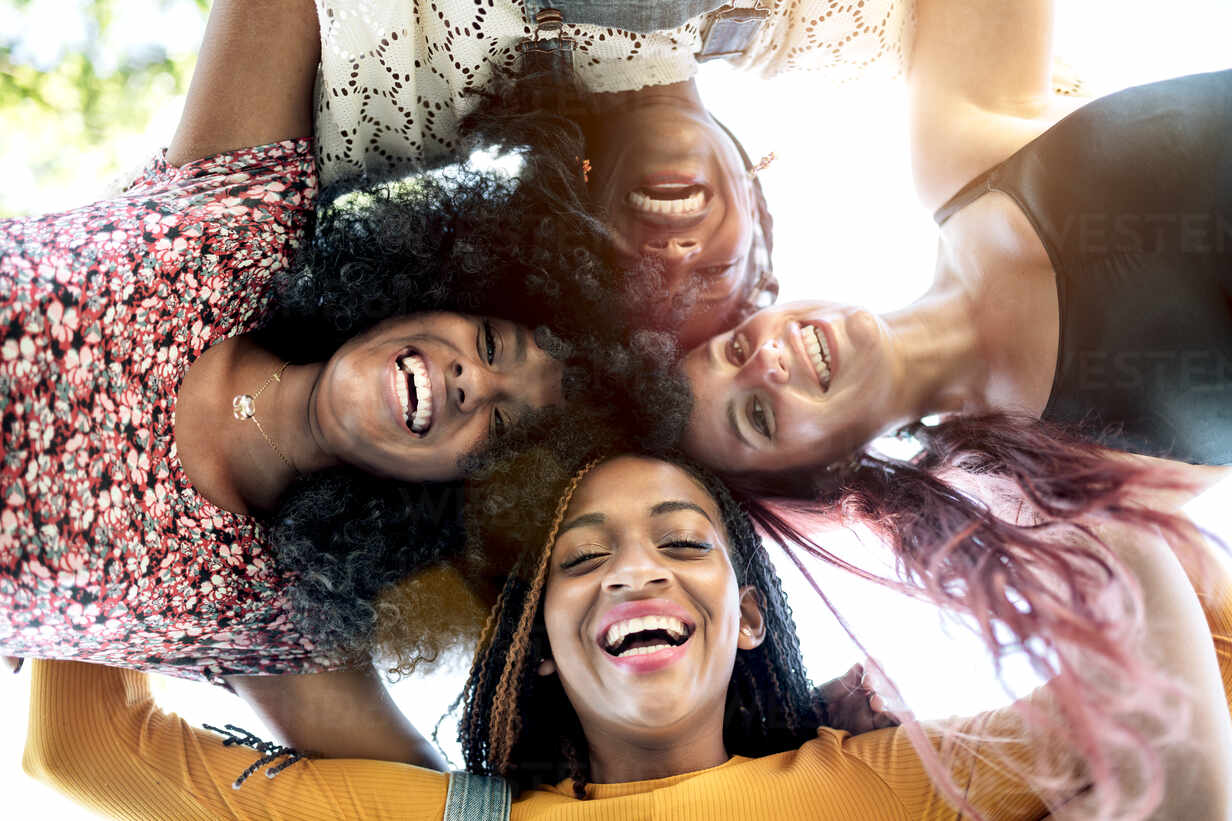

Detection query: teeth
xmin=619 ymin=644 xmax=673 ymax=657
xmin=801 ymin=326 xmax=831 ymax=390
xmin=626 ymin=189 xmax=706 ymax=216
xmin=397 ymin=353 xmax=433 ymax=433
xmin=603 ymin=615 xmax=688 ymax=653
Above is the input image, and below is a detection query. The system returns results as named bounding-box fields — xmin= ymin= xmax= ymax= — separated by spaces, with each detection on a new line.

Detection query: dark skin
xmin=583 ymin=81 xmax=775 ymax=348
xmin=0 ymin=0 xmax=892 ymax=755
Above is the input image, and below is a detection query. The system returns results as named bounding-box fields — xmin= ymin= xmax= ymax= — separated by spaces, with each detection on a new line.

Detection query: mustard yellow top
xmin=24 ymin=567 xmax=1232 ymax=821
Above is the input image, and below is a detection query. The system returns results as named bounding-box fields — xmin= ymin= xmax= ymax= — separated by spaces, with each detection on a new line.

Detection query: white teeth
xmin=801 ymin=325 xmax=831 ymax=390
xmin=603 ymin=615 xmax=688 ymax=654
xmin=620 ymin=644 xmax=673 ymax=657
xmin=626 ymin=189 xmax=706 ymax=217
xmin=396 ymin=353 xmax=434 ymax=433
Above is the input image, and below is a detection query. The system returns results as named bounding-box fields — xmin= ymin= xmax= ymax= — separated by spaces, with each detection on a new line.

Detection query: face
xmin=541 ymin=456 xmax=764 ymax=746
xmin=587 ymin=95 xmax=764 ymax=348
xmin=313 ymin=313 xmax=564 ymax=481
xmin=680 ymin=301 xmax=898 ymax=475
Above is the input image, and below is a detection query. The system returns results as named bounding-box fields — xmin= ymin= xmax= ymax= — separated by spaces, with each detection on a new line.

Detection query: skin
xmin=538 ymin=456 xmax=766 ymax=782
xmin=584 ymin=81 xmax=774 ymax=348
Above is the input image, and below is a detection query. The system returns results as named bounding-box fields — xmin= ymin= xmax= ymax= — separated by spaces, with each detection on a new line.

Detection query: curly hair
xmin=257 ymin=144 xmax=689 ymax=670
xmin=455 ymin=431 xmax=820 ymax=798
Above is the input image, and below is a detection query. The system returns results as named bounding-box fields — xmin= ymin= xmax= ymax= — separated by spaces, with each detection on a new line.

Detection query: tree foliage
xmin=1 ymin=0 xmax=208 ymax=217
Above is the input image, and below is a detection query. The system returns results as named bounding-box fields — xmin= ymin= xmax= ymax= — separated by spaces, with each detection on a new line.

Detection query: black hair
xmin=455 ymin=415 xmax=820 ymax=797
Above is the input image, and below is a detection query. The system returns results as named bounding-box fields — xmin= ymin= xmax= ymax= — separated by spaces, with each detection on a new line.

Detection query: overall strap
xmin=526 ymin=0 xmax=726 ymax=32
xmin=443 ymin=771 xmax=512 ymax=821
xmin=932 ymin=164 xmax=999 ymax=226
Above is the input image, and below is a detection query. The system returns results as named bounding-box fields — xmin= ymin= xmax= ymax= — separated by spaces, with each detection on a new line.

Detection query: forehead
xmin=563 ymin=457 xmax=721 ymax=524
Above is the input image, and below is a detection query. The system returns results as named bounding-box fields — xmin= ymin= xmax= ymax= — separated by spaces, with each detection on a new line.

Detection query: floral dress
xmin=0 ymin=139 xmax=345 ymax=681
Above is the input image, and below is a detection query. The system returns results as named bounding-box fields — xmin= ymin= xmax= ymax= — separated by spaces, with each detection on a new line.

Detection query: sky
xmin=2 ymin=0 xmax=1232 ymax=817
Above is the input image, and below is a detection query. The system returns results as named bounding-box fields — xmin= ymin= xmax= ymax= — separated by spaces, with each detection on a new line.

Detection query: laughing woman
xmin=0 ymin=0 xmax=676 ymax=767
xmin=22 ymin=445 xmax=1232 ymax=820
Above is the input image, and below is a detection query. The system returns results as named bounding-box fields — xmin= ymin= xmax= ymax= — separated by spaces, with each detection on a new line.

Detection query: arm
xmin=24 ymin=661 xmax=449 ymax=821
xmin=224 ymin=666 xmax=448 ymax=769
xmin=907 ymin=0 xmax=1079 ymax=211
xmin=166 ymin=0 xmax=320 ymax=166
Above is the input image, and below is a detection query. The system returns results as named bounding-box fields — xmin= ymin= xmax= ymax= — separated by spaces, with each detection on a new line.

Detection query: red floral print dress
xmin=0 ymin=139 xmax=346 ymax=681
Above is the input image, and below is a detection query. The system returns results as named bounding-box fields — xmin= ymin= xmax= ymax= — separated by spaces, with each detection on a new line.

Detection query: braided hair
xmin=456 ymin=440 xmax=820 ymax=797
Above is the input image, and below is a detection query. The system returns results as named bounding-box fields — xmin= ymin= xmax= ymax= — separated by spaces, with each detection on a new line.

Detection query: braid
xmin=487 ymin=458 xmax=602 ymax=776
xmin=560 ymin=734 xmax=589 ymax=799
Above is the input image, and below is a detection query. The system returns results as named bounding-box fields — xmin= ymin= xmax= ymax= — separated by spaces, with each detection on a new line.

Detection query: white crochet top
xmin=314 ymin=0 xmax=915 ymax=184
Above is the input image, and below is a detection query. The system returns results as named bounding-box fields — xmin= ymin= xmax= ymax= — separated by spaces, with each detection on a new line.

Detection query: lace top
xmin=314 ymin=0 xmax=916 ymax=184
xmin=0 ymin=140 xmax=346 ymax=681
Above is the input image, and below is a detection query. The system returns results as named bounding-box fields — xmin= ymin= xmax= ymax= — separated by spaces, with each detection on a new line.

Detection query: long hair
xmin=725 ymin=412 xmax=1203 ymax=820
xmin=456 ymin=444 xmax=820 ymax=798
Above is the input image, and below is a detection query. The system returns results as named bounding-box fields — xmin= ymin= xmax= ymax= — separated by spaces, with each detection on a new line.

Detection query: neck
xmin=594 ymin=79 xmax=705 ymax=117
xmin=584 ymin=717 xmax=729 ymax=784
xmin=215 ymin=340 xmax=339 ymax=513
xmin=876 ymin=262 xmax=993 ymax=422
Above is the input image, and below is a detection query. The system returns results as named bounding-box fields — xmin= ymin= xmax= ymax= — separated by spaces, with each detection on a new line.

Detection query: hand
xmin=2 ymin=656 xmax=23 ymax=674
xmin=816 ymin=662 xmax=899 ymax=735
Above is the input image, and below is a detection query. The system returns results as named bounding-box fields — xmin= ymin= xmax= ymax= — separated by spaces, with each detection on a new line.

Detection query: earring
xmin=575 ymin=156 xmax=592 ymax=183
xmin=740 ymin=626 xmax=753 ymax=636
xmin=748 ymin=151 xmax=776 ymax=179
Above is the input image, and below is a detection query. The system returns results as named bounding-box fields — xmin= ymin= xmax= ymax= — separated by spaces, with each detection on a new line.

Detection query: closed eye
xmin=561 ymin=549 xmax=608 ymax=570
xmin=660 ymin=539 xmax=712 ymax=554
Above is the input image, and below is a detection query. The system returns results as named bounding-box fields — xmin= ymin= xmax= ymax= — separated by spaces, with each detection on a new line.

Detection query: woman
xmin=683 ymin=0 xmax=1230 ymax=471
xmin=22 ymin=448 xmax=1232 ymax=819
xmin=309 ymin=0 xmax=916 ymax=345
xmin=0 ymin=0 xmax=683 ymax=767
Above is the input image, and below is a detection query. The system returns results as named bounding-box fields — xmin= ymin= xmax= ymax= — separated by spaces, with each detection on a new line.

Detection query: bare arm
xmin=907 ymin=0 xmax=1075 ymax=211
xmin=166 ymin=0 xmax=320 ymax=166
xmin=225 ymin=666 xmax=448 ymax=770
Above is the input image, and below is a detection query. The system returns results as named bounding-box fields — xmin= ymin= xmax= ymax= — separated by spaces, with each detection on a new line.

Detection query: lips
xmin=595 ymin=599 xmax=696 ymax=672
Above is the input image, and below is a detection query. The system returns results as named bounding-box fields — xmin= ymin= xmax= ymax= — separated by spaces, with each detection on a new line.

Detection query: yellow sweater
xmin=24 ymin=574 xmax=1232 ymax=821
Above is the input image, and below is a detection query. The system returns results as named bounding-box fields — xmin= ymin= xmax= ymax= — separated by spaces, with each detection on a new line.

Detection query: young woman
xmin=308 ymin=0 xmax=916 ymax=346
xmin=22 ymin=449 xmax=1232 ymax=819
xmin=0 ymin=0 xmax=681 ymax=767
xmin=682 ymin=0 xmax=1230 ymax=472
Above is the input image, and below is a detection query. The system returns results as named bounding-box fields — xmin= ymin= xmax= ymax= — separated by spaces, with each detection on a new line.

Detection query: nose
xmin=745 ymin=338 xmax=789 ymax=386
xmin=450 ymin=360 xmax=504 ymax=413
xmin=642 ymin=236 xmax=701 ymax=267
xmin=602 ymin=543 xmax=670 ymax=593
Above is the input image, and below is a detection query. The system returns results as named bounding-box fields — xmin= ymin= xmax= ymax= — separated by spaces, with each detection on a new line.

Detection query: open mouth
xmin=600 ymin=615 xmax=694 ymax=658
xmin=801 ymin=324 xmax=832 ymax=391
xmin=392 ymin=349 xmax=434 ymax=435
xmin=626 ymin=183 xmax=709 ymax=218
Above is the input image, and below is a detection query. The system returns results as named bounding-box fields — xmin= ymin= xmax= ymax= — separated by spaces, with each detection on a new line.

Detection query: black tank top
xmin=935 ymin=71 xmax=1232 ymax=464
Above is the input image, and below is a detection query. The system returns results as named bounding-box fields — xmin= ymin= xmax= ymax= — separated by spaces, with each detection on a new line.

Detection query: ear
xmin=737 ymin=586 xmax=766 ymax=650
xmin=537 ymin=657 xmax=557 ymax=676
xmin=755 ymin=272 xmax=779 ymax=308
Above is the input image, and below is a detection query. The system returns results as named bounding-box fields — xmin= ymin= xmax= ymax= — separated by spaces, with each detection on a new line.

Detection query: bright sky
xmin=2 ymin=0 xmax=1231 ymax=817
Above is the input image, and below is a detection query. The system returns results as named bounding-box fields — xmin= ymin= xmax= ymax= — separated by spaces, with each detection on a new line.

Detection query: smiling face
xmin=541 ymin=456 xmax=764 ymax=750
xmin=312 ymin=313 xmax=564 ymax=481
xmin=680 ymin=301 xmax=900 ymax=475
xmin=587 ymin=92 xmax=764 ymax=348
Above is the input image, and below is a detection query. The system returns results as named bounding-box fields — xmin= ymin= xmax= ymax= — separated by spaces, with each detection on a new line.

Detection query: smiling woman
xmin=22 ymin=441 xmax=1231 ymax=820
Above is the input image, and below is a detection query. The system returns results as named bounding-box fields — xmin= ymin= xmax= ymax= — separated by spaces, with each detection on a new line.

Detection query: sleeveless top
xmin=934 ymin=71 xmax=1232 ymax=465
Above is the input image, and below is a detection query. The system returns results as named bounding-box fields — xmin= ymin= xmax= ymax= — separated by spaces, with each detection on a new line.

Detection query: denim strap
xmin=443 ymin=771 xmax=512 ymax=821
xmin=526 ymin=0 xmax=727 ymax=33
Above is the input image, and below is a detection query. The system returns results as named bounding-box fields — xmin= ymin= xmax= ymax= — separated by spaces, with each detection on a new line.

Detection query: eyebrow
xmin=650 ymin=500 xmax=714 ymax=524
xmin=556 ymin=500 xmax=714 ymax=537
xmin=726 ymin=400 xmax=754 ymax=450
xmin=513 ymin=323 xmax=527 ymax=364
xmin=558 ymin=511 xmax=605 ymax=536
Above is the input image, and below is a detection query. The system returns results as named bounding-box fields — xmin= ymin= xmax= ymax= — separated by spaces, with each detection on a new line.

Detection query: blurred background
xmin=2 ymin=0 xmax=1231 ymax=817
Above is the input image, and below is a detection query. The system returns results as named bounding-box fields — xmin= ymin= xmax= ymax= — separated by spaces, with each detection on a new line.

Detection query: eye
xmin=697 ymin=263 xmax=734 ymax=278
xmin=726 ymin=333 xmax=750 ymax=366
xmin=489 ymin=407 xmax=508 ymax=439
xmin=483 ymin=319 xmax=498 ymax=365
xmin=660 ymin=539 xmax=713 ymax=555
xmin=560 ymin=548 xmax=608 ymax=570
xmin=746 ymin=396 xmax=771 ymax=439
